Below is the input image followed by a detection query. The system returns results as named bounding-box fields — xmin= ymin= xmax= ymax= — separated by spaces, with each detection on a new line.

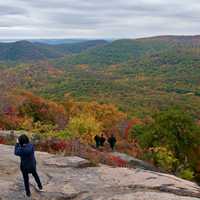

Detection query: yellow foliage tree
xmin=67 ymin=114 xmax=102 ymax=144
xmin=65 ymin=100 xmax=126 ymax=132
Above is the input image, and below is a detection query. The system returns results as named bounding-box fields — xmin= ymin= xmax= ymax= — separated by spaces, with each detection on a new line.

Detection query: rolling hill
xmin=53 ymin=35 xmax=200 ymax=68
xmin=0 ymin=40 xmax=108 ymax=61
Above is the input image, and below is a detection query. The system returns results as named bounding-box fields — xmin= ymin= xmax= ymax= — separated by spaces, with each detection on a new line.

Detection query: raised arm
xmin=14 ymin=143 xmax=33 ymax=157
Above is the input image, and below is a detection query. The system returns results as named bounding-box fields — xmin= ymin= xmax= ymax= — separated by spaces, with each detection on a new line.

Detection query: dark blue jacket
xmin=15 ymin=143 xmax=36 ymax=172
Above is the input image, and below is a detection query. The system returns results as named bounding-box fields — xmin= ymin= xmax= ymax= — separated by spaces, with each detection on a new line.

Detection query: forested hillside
xmin=0 ymin=40 xmax=108 ymax=61
xmin=1 ymin=36 xmax=200 ymax=116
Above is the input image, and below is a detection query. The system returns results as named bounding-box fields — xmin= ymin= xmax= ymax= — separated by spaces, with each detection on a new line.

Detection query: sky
xmin=0 ymin=0 xmax=200 ymax=39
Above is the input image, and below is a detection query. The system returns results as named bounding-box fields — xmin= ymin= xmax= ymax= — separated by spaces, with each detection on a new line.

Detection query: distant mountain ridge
xmin=0 ymin=39 xmax=108 ymax=61
xmin=136 ymin=35 xmax=200 ymax=46
xmin=1 ymin=35 xmax=200 ymax=61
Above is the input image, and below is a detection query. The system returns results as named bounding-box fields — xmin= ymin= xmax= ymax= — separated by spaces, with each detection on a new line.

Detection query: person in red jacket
xmin=15 ymin=134 xmax=43 ymax=197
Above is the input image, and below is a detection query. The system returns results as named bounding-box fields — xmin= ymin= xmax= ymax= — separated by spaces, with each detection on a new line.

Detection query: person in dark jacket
xmin=100 ymin=134 xmax=106 ymax=147
xmin=15 ymin=134 xmax=42 ymax=197
xmin=108 ymin=134 xmax=117 ymax=151
xmin=94 ymin=135 xmax=100 ymax=148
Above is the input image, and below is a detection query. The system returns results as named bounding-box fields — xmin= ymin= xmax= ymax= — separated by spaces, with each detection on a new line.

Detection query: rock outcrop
xmin=0 ymin=144 xmax=200 ymax=200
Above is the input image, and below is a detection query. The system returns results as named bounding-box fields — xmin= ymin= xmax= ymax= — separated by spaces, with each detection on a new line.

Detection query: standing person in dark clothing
xmin=94 ymin=135 xmax=100 ymax=149
xmin=100 ymin=134 xmax=106 ymax=147
xmin=14 ymin=134 xmax=43 ymax=197
xmin=108 ymin=134 xmax=117 ymax=151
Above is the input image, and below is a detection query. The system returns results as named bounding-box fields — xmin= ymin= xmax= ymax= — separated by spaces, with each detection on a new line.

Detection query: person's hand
xmin=16 ymin=138 xmax=19 ymax=143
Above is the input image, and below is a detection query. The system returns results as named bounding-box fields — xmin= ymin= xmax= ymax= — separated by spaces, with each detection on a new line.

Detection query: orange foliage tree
xmin=18 ymin=91 xmax=68 ymax=130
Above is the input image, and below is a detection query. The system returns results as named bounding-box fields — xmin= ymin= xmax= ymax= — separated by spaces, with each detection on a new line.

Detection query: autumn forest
xmin=0 ymin=35 xmax=200 ymax=182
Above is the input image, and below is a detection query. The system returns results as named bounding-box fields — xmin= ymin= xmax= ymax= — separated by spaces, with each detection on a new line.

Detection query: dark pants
xmin=96 ymin=142 xmax=100 ymax=148
xmin=110 ymin=144 xmax=115 ymax=150
xmin=21 ymin=168 xmax=42 ymax=196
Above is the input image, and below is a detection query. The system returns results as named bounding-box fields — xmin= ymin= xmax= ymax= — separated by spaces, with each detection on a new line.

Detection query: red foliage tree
xmin=124 ymin=118 xmax=142 ymax=140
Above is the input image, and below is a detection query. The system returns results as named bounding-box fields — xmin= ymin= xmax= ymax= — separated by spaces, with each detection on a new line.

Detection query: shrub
xmin=179 ymin=168 xmax=194 ymax=181
xmin=151 ymin=147 xmax=178 ymax=172
xmin=36 ymin=138 xmax=71 ymax=153
xmin=0 ymin=137 xmax=6 ymax=144
xmin=51 ymin=129 xmax=73 ymax=140
xmin=109 ymin=155 xmax=128 ymax=167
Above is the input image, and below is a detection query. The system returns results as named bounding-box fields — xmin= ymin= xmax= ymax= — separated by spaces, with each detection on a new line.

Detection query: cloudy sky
xmin=0 ymin=0 xmax=200 ymax=39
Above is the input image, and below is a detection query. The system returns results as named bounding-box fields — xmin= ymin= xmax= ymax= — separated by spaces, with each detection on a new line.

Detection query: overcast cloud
xmin=0 ymin=0 xmax=200 ymax=39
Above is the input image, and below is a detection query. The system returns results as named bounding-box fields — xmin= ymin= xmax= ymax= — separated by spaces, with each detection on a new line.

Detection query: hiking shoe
xmin=36 ymin=185 xmax=44 ymax=192
xmin=39 ymin=185 xmax=43 ymax=190
xmin=26 ymin=192 xmax=31 ymax=197
xmin=24 ymin=192 xmax=31 ymax=199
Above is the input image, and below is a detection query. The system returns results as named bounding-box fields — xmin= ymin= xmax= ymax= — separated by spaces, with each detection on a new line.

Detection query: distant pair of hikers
xmin=15 ymin=134 xmax=43 ymax=197
xmin=94 ymin=134 xmax=117 ymax=150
